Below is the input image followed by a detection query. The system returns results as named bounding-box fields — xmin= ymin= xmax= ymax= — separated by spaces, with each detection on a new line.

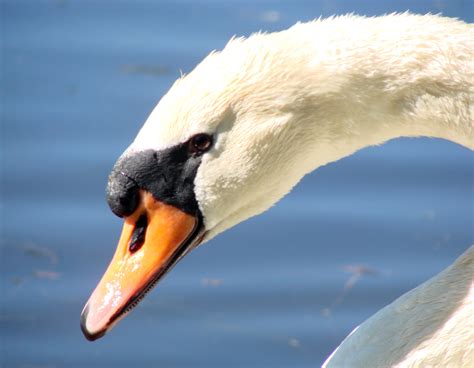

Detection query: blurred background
xmin=1 ymin=0 xmax=473 ymax=367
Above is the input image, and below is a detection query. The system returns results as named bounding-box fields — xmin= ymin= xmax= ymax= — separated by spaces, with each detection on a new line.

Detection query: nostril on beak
xmin=129 ymin=214 xmax=148 ymax=253
xmin=106 ymin=168 xmax=139 ymax=218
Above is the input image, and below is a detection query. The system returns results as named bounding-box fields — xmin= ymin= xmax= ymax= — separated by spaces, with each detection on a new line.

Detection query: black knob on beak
xmin=105 ymin=146 xmax=202 ymax=218
xmin=106 ymin=158 xmax=140 ymax=218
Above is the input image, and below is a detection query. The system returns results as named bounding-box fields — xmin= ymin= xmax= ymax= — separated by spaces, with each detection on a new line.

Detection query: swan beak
xmin=80 ymin=191 xmax=202 ymax=341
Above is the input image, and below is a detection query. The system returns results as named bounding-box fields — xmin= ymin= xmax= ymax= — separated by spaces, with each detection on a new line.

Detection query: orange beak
xmin=80 ymin=191 xmax=203 ymax=341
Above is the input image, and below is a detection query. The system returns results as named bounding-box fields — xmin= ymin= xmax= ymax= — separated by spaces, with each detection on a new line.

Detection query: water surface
xmin=2 ymin=1 xmax=473 ymax=367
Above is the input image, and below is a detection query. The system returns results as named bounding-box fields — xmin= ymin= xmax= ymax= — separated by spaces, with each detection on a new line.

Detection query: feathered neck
xmin=184 ymin=14 xmax=474 ymax=174
xmin=132 ymin=14 xmax=473 ymax=238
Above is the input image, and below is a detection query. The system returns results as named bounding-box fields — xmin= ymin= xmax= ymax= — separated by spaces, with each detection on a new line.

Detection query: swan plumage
xmin=323 ymin=246 xmax=474 ymax=367
xmin=131 ymin=12 xmax=473 ymax=240
xmin=81 ymin=13 xmax=473 ymax=366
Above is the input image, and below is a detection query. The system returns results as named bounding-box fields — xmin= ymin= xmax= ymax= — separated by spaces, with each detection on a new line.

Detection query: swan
xmin=80 ymin=13 xmax=473 ymax=367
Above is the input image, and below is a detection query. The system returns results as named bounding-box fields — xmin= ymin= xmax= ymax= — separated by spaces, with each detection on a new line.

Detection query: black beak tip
xmin=80 ymin=305 xmax=107 ymax=342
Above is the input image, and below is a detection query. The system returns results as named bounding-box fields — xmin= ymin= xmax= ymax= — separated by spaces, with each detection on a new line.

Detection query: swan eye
xmin=189 ymin=133 xmax=213 ymax=154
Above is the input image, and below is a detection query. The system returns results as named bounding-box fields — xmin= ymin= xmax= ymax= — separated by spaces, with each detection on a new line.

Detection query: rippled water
xmin=2 ymin=1 xmax=473 ymax=367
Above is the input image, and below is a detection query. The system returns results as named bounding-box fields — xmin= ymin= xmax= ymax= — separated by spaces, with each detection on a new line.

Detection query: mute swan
xmin=81 ymin=13 xmax=474 ymax=367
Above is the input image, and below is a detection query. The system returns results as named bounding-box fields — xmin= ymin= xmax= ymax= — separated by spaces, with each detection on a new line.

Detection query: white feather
xmin=126 ymin=13 xmax=473 ymax=366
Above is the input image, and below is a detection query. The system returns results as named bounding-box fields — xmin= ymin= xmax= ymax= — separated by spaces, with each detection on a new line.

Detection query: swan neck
xmin=286 ymin=31 xmax=474 ymax=171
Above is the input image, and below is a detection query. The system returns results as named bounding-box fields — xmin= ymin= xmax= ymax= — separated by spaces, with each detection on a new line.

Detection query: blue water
xmin=1 ymin=1 xmax=473 ymax=367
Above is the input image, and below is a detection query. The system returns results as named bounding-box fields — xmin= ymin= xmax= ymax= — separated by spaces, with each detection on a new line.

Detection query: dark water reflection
xmin=2 ymin=1 xmax=473 ymax=367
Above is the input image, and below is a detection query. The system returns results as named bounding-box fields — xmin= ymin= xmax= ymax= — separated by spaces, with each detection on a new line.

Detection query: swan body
xmin=323 ymin=246 xmax=474 ymax=367
xmin=81 ymin=13 xmax=474 ymax=367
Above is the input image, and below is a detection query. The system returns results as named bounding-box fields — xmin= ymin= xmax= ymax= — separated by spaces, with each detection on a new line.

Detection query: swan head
xmin=79 ymin=12 xmax=473 ymax=342
xmin=81 ymin=32 xmax=334 ymax=341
